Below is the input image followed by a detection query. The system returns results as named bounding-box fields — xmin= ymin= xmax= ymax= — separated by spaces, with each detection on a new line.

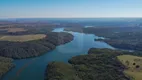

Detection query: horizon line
xmin=0 ymin=17 xmax=142 ymax=19
xmin=1 ymin=17 xmax=142 ymax=19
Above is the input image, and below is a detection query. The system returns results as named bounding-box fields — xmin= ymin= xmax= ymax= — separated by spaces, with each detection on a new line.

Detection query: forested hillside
xmin=0 ymin=32 xmax=73 ymax=59
xmin=0 ymin=56 xmax=14 ymax=79
xmin=65 ymin=27 xmax=142 ymax=51
xmin=45 ymin=48 xmax=131 ymax=80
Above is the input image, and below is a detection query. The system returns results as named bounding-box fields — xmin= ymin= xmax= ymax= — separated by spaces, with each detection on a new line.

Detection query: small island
xmin=64 ymin=27 xmax=142 ymax=51
xmin=94 ymin=38 xmax=105 ymax=41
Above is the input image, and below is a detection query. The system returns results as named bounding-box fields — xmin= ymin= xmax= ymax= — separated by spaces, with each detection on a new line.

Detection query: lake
xmin=2 ymin=28 xmax=114 ymax=80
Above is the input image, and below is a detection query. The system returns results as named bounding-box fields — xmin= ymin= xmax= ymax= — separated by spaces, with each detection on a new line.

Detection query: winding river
xmin=2 ymin=28 xmax=114 ymax=80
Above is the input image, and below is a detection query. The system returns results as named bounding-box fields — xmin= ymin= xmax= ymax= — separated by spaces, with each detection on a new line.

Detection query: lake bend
xmin=2 ymin=28 xmax=114 ymax=80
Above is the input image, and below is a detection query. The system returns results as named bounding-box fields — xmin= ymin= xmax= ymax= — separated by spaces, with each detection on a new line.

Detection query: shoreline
xmin=1 ymin=32 xmax=74 ymax=80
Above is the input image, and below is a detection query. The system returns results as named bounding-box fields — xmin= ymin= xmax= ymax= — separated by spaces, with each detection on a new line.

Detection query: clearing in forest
xmin=0 ymin=34 xmax=46 ymax=42
xmin=118 ymin=55 xmax=142 ymax=80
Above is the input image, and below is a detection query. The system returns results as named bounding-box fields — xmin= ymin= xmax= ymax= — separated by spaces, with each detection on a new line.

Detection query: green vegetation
xmin=0 ymin=22 xmax=75 ymax=79
xmin=65 ymin=27 xmax=142 ymax=51
xmin=0 ymin=32 xmax=73 ymax=59
xmin=45 ymin=48 xmax=130 ymax=80
xmin=118 ymin=55 xmax=142 ymax=80
xmin=45 ymin=62 xmax=81 ymax=80
xmin=0 ymin=22 xmax=74 ymax=59
xmin=88 ymin=48 xmax=122 ymax=55
xmin=0 ymin=34 xmax=46 ymax=42
xmin=0 ymin=56 xmax=14 ymax=79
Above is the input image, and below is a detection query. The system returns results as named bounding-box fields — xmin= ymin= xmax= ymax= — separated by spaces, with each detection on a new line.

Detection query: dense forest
xmin=0 ymin=21 xmax=74 ymax=79
xmin=1 ymin=20 xmax=142 ymax=80
xmin=45 ymin=48 xmax=133 ymax=80
xmin=0 ymin=56 xmax=14 ymax=79
xmin=65 ymin=27 xmax=142 ymax=51
xmin=0 ymin=32 xmax=73 ymax=59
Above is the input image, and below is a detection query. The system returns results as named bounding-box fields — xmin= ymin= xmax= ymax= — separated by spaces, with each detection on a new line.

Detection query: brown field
xmin=0 ymin=28 xmax=27 ymax=32
xmin=7 ymin=28 xmax=27 ymax=32
xmin=0 ymin=34 xmax=46 ymax=42
xmin=117 ymin=55 xmax=142 ymax=80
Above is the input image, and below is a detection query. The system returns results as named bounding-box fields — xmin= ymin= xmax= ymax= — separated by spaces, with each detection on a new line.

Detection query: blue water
xmin=2 ymin=28 xmax=113 ymax=80
xmin=84 ymin=26 xmax=93 ymax=28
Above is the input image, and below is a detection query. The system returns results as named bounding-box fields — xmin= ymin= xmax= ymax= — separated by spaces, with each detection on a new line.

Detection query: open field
xmin=0 ymin=34 xmax=46 ymax=42
xmin=7 ymin=28 xmax=27 ymax=32
xmin=0 ymin=28 xmax=27 ymax=33
xmin=117 ymin=55 xmax=142 ymax=80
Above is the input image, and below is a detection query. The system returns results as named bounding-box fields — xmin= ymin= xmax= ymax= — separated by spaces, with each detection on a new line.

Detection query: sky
xmin=0 ymin=0 xmax=142 ymax=18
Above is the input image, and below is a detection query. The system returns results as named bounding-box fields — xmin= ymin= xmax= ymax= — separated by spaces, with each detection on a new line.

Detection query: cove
xmin=2 ymin=28 xmax=114 ymax=80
